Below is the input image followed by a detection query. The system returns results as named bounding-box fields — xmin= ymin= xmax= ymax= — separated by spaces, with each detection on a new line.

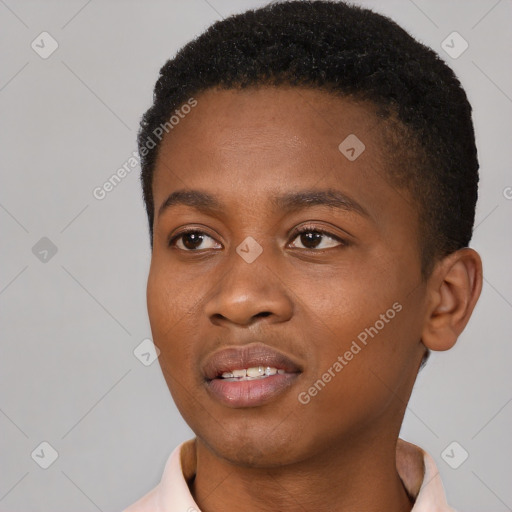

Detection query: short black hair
xmin=138 ymin=0 xmax=478 ymax=284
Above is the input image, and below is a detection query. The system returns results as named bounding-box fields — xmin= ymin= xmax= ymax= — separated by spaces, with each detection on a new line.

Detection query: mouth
xmin=203 ymin=343 xmax=302 ymax=408
xmin=218 ymin=366 xmax=288 ymax=381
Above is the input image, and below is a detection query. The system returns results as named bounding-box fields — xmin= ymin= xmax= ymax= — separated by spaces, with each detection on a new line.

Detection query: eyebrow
xmin=157 ymin=188 xmax=370 ymax=219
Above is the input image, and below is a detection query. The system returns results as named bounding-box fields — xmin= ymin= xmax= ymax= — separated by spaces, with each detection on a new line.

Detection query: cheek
xmin=147 ymin=267 xmax=205 ymax=421
xmin=147 ymin=262 xmax=195 ymax=334
xmin=296 ymin=275 xmax=419 ymax=417
xmin=146 ymin=264 xmax=199 ymax=374
xmin=301 ymin=271 xmax=394 ymax=348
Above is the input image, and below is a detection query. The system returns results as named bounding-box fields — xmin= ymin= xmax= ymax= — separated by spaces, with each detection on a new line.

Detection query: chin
xmin=192 ymin=420 xmax=298 ymax=466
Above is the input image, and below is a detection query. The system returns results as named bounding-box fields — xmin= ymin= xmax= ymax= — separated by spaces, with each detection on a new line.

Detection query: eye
xmin=288 ymin=225 xmax=347 ymax=250
xmin=169 ymin=229 xmax=221 ymax=251
xmin=168 ymin=225 xmax=348 ymax=252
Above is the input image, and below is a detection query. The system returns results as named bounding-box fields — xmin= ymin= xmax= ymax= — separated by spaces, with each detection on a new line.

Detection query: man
xmin=124 ymin=1 xmax=482 ymax=510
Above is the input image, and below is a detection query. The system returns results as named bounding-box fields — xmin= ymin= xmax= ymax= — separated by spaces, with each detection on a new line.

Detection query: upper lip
xmin=203 ymin=342 xmax=303 ymax=380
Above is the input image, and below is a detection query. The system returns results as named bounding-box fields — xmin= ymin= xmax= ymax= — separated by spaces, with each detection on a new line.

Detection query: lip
xmin=203 ymin=342 xmax=302 ymax=408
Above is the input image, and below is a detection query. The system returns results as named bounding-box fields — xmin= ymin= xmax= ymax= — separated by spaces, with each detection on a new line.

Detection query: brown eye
xmin=289 ymin=226 xmax=347 ymax=250
xmin=168 ymin=225 xmax=348 ymax=252
xmin=169 ymin=230 xmax=220 ymax=251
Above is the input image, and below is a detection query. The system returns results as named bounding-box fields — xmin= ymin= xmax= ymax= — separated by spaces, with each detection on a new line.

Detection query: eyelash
xmin=168 ymin=224 xmax=349 ymax=251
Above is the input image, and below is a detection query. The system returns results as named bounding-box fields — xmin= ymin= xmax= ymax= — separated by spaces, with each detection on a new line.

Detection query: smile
xmin=219 ymin=366 xmax=286 ymax=380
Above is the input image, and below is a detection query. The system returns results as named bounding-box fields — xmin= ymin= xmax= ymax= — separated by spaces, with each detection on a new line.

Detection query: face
xmin=147 ymin=86 xmax=429 ymax=467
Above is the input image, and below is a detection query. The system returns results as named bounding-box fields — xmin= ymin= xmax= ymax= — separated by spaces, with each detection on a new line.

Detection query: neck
xmin=190 ymin=432 xmax=415 ymax=512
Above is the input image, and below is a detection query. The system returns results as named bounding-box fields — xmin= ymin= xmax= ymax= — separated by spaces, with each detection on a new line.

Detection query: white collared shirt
xmin=122 ymin=437 xmax=456 ymax=512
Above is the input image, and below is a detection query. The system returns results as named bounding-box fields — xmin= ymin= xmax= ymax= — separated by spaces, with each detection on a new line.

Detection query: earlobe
xmin=421 ymin=248 xmax=483 ymax=352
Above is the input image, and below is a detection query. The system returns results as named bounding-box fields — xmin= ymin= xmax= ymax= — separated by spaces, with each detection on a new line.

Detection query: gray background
xmin=0 ymin=0 xmax=511 ymax=510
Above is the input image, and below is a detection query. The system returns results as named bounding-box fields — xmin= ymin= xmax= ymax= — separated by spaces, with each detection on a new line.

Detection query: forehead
xmin=151 ymin=86 xmax=414 ymax=232
xmin=156 ymin=86 xmax=379 ymax=159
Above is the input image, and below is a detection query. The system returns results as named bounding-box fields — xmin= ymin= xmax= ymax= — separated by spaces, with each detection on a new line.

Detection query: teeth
xmin=246 ymin=366 xmax=265 ymax=377
xmin=219 ymin=366 xmax=283 ymax=380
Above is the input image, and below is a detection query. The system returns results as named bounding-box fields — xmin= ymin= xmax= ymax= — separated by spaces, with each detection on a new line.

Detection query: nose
xmin=204 ymin=249 xmax=294 ymax=327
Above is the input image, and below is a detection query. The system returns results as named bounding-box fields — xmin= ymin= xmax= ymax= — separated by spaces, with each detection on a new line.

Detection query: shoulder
xmin=121 ymin=439 xmax=197 ymax=512
xmin=122 ymin=485 xmax=160 ymax=512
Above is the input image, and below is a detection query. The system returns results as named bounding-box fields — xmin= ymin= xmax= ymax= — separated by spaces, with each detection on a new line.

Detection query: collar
xmin=123 ymin=437 xmax=456 ymax=512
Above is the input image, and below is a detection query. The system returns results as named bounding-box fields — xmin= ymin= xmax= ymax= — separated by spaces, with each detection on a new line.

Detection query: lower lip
xmin=206 ymin=373 xmax=300 ymax=408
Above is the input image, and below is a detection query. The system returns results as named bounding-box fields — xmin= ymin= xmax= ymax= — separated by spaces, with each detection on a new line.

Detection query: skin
xmin=146 ymin=86 xmax=483 ymax=512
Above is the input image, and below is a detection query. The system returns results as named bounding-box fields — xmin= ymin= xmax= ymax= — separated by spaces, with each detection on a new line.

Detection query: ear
xmin=421 ymin=248 xmax=483 ymax=351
